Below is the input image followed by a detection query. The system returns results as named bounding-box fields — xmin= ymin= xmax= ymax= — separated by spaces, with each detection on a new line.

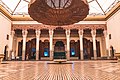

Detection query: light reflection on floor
xmin=0 ymin=60 xmax=120 ymax=80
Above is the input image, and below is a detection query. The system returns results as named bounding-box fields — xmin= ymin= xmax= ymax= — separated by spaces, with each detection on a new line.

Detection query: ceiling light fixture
xmin=28 ymin=0 xmax=89 ymax=26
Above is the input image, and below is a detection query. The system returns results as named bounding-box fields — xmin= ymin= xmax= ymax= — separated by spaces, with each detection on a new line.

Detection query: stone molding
xmin=12 ymin=24 xmax=107 ymax=31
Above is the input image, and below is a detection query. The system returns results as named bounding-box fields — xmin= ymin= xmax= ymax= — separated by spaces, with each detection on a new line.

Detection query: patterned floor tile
xmin=0 ymin=60 xmax=120 ymax=80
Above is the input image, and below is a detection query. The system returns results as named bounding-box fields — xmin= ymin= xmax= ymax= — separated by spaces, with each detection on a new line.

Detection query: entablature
xmin=12 ymin=24 xmax=107 ymax=31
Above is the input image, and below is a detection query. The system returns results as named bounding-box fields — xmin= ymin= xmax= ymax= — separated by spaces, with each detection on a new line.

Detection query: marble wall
xmin=107 ymin=9 xmax=120 ymax=53
xmin=0 ymin=13 xmax=11 ymax=54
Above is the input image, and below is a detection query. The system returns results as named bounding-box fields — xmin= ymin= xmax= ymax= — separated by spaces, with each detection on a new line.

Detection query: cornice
xmin=11 ymin=15 xmax=106 ymax=21
xmin=0 ymin=5 xmax=12 ymax=20
xmin=84 ymin=15 xmax=106 ymax=21
xmin=12 ymin=15 xmax=33 ymax=21
xmin=105 ymin=2 xmax=120 ymax=20
xmin=12 ymin=24 xmax=107 ymax=30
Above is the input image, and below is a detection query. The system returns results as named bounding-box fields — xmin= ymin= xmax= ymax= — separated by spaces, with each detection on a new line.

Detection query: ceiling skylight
xmin=0 ymin=0 xmax=120 ymax=15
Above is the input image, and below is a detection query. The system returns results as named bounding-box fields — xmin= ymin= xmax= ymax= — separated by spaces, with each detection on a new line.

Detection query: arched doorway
xmin=54 ymin=41 xmax=66 ymax=59
xmin=25 ymin=38 xmax=36 ymax=60
xmin=40 ymin=40 xmax=50 ymax=58
xmin=70 ymin=40 xmax=80 ymax=58
xmin=83 ymin=38 xmax=92 ymax=59
xmin=83 ymin=38 xmax=101 ymax=59
xmin=18 ymin=38 xmax=50 ymax=60
xmin=4 ymin=45 xmax=8 ymax=60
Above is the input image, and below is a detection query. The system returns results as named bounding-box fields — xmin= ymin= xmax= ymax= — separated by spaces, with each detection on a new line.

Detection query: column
xmin=22 ymin=30 xmax=28 ymax=60
xmin=103 ymin=30 xmax=110 ymax=58
xmin=78 ymin=29 xmax=84 ymax=60
xmin=35 ymin=30 xmax=41 ymax=60
xmin=52 ymin=45 xmax=55 ymax=53
xmin=66 ymin=29 xmax=70 ymax=60
xmin=49 ymin=29 xmax=54 ymax=60
xmin=8 ymin=31 xmax=15 ymax=60
xmin=15 ymin=39 xmax=19 ymax=58
xmin=91 ymin=30 xmax=97 ymax=60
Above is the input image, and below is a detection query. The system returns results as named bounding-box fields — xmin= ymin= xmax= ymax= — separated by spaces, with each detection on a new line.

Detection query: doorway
xmin=54 ymin=41 xmax=66 ymax=59
xmin=4 ymin=45 xmax=8 ymax=60
xmin=83 ymin=38 xmax=101 ymax=59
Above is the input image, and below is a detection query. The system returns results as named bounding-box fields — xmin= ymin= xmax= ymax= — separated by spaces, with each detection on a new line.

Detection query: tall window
xmin=44 ymin=48 xmax=49 ymax=57
xmin=32 ymin=48 xmax=36 ymax=53
xmin=71 ymin=48 xmax=75 ymax=56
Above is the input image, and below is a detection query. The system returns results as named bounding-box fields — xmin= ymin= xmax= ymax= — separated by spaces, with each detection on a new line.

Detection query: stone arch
xmin=44 ymin=39 xmax=49 ymax=43
xmin=54 ymin=41 xmax=65 ymax=52
xmin=70 ymin=40 xmax=75 ymax=43
xmin=70 ymin=40 xmax=80 ymax=57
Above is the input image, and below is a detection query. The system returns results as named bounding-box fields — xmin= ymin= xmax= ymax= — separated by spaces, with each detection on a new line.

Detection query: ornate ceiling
xmin=0 ymin=0 xmax=119 ymax=15
xmin=28 ymin=0 xmax=89 ymax=26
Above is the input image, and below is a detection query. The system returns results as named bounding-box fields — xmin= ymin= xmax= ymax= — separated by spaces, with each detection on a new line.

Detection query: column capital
xmin=10 ymin=31 xmax=15 ymax=36
xmin=78 ymin=29 xmax=83 ymax=36
xmin=22 ymin=30 xmax=28 ymax=37
xmin=91 ymin=30 xmax=96 ymax=37
xmin=35 ymin=30 xmax=41 ymax=37
xmin=49 ymin=29 xmax=54 ymax=36
xmin=103 ymin=30 xmax=108 ymax=37
xmin=66 ymin=29 xmax=70 ymax=36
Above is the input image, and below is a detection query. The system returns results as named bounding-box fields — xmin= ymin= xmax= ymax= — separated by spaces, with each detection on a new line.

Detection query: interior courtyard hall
xmin=0 ymin=0 xmax=120 ymax=80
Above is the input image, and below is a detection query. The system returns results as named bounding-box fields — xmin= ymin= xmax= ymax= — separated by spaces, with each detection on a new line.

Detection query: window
xmin=32 ymin=48 xmax=36 ymax=53
xmin=109 ymin=34 xmax=111 ymax=39
xmin=71 ymin=48 xmax=75 ymax=56
xmin=6 ymin=34 xmax=9 ymax=40
xmin=44 ymin=48 xmax=49 ymax=57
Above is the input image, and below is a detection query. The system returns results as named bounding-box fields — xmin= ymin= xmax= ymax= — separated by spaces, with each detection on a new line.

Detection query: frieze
xmin=12 ymin=24 xmax=107 ymax=30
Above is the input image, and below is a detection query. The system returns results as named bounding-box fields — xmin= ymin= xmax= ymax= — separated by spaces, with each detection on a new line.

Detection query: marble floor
xmin=0 ymin=60 xmax=120 ymax=80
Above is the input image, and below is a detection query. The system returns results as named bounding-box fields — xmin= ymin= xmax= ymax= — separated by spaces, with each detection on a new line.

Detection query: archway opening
xmin=54 ymin=41 xmax=66 ymax=59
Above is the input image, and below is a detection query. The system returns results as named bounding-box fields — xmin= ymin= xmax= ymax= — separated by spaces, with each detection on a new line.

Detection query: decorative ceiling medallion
xmin=28 ymin=0 xmax=89 ymax=26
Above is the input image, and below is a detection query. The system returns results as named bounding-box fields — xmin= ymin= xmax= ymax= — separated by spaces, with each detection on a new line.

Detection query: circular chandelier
xmin=28 ymin=0 xmax=89 ymax=26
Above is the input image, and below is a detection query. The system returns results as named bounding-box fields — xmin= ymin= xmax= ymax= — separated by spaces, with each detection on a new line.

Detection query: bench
xmin=114 ymin=53 xmax=120 ymax=62
xmin=0 ymin=54 xmax=4 ymax=63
